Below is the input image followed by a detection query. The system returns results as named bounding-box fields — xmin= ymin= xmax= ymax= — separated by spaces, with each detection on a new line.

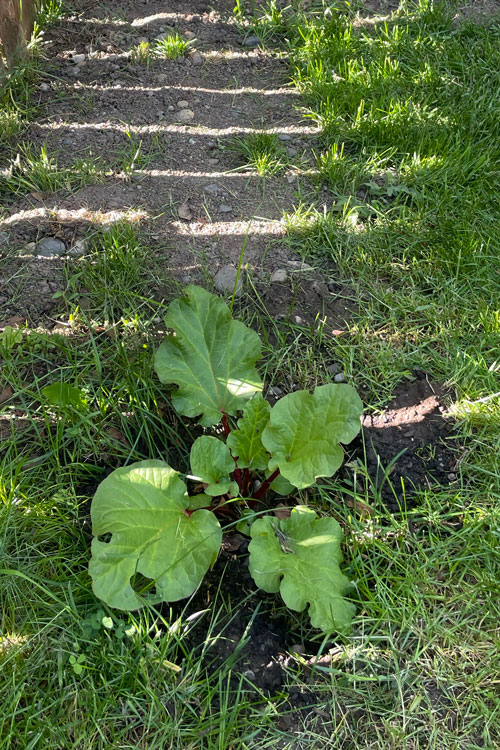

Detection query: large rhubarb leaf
xmin=226 ymin=393 xmax=270 ymax=470
xmin=190 ymin=436 xmax=238 ymax=496
xmin=261 ymin=384 xmax=362 ymax=489
xmin=154 ymin=286 xmax=263 ymax=426
xmin=89 ymin=460 xmax=222 ymax=610
xmin=248 ymin=506 xmax=355 ymax=632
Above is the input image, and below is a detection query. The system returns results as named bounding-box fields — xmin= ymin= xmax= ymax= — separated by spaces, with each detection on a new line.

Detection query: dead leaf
xmin=0 ymin=385 xmax=13 ymax=403
xmin=30 ymin=191 xmax=44 ymax=201
xmin=106 ymin=427 xmax=130 ymax=447
xmin=178 ymin=202 xmax=193 ymax=220
xmin=346 ymin=497 xmax=373 ymax=518
xmin=221 ymin=533 xmax=246 ymax=552
xmin=274 ymin=502 xmax=292 ymax=520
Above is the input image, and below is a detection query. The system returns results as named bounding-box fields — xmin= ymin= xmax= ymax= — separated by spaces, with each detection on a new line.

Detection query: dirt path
xmin=0 ymin=0 xmax=345 ymax=327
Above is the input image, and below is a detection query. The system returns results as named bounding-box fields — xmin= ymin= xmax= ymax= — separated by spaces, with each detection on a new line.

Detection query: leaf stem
xmin=252 ymin=468 xmax=280 ymax=500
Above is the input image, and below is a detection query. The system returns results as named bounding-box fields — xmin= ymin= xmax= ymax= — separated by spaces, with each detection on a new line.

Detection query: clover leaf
xmin=154 ymin=285 xmax=263 ymax=426
xmin=248 ymin=506 xmax=355 ymax=632
xmin=89 ymin=460 xmax=222 ymax=610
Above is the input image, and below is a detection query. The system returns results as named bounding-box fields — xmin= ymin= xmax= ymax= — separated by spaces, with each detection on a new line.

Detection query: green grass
xmin=228 ymin=132 xmax=288 ymax=175
xmin=0 ymin=144 xmax=104 ymax=198
xmin=2 ymin=1 xmax=500 ymax=747
xmin=130 ymin=34 xmax=192 ymax=65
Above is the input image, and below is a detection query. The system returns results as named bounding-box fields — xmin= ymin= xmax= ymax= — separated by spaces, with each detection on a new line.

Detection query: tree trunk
xmin=0 ymin=0 xmax=37 ymax=73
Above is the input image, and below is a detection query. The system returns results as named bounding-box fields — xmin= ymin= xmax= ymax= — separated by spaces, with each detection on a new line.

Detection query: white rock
xmin=270 ymin=268 xmax=287 ymax=283
xmin=214 ymin=265 xmax=242 ymax=296
xmin=72 ymin=53 xmax=85 ymax=64
xmin=176 ymin=109 xmax=194 ymax=122
xmin=334 ymin=373 xmax=346 ymax=383
xmin=40 ymin=82 xmax=50 ymax=92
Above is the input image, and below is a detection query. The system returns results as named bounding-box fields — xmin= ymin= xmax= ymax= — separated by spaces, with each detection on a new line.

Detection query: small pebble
xmin=447 ymin=473 xmax=457 ymax=481
xmin=293 ymin=315 xmax=303 ymax=325
xmin=243 ymin=670 xmax=256 ymax=680
xmin=288 ymin=146 xmax=298 ymax=157
xmin=177 ymin=99 xmax=189 ymax=108
xmin=327 ymin=363 xmax=340 ymax=376
xmin=334 ymin=372 xmax=346 ymax=383
xmin=72 ymin=53 xmax=85 ymax=64
xmin=286 ymin=174 xmax=295 ymax=184
xmin=168 ymin=104 xmax=175 ymax=111
xmin=190 ymin=52 xmax=203 ymax=66
xmin=268 ymin=385 xmax=283 ymax=397
xmin=208 ymin=158 xmax=219 ymax=165
xmin=270 ymin=268 xmax=287 ymax=283
xmin=184 ymin=30 xmax=196 ymax=40
xmin=0 ymin=231 xmax=9 ymax=247
xmin=177 ymin=109 xmax=194 ymax=122
xmin=279 ymin=133 xmax=292 ymax=141
xmin=203 ymin=183 xmax=220 ymax=194
xmin=214 ymin=265 xmax=242 ymax=296
xmin=40 ymin=82 xmax=50 ymax=92
xmin=243 ymin=35 xmax=261 ymax=47
xmin=219 ymin=204 xmax=232 ymax=213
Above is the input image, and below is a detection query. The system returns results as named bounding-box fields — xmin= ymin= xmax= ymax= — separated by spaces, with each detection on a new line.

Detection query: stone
xmin=270 ymin=268 xmax=287 ymax=283
xmin=178 ymin=202 xmax=193 ymax=220
xmin=203 ymin=183 xmax=220 ymax=194
xmin=177 ymin=99 xmax=189 ymax=108
xmin=208 ymin=158 xmax=219 ymax=165
xmin=168 ymin=105 xmax=175 ymax=111
xmin=72 ymin=53 xmax=85 ymax=64
xmin=176 ymin=108 xmax=194 ymax=123
xmin=334 ymin=372 xmax=346 ymax=383
xmin=268 ymin=385 xmax=283 ymax=397
xmin=288 ymin=146 xmax=297 ymax=157
xmin=0 ymin=231 xmax=9 ymax=247
xmin=184 ymin=30 xmax=196 ymax=40
xmin=219 ymin=204 xmax=232 ymax=213
xmin=40 ymin=82 xmax=50 ymax=92
xmin=214 ymin=265 xmax=242 ymax=296
xmin=279 ymin=133 xmax=292 ymax=141
xmin=36 ymin=237 xmax=66 ymax=257
xmin=190 ymin=51 xmax=203 ymax=66
xmin=293 ymin=315 xmax=303 ymax=325
xmin=286 ymin=260 xmax=314 ymax=271
xmin=243 ymin=35 xmax=261 ymax=47
xmin=68 ymin=239 xmax=89 ymax=257
xmin=286 ymin=174 xmax=295 ymax=184
xmin=327 ymin=363 xmax=340 ymax=376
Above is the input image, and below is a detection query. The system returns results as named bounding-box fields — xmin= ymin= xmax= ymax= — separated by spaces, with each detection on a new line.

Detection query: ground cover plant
xmin=1 ymin=0 xmax=500 ymax=748
xmin=88 ymin=285 xmax=363 ymax=631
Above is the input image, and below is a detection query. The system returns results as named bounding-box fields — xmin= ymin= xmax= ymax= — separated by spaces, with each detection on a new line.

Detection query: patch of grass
xmin=113 ymin=129 xmax=160 ymax=178
xmin=0 ymin=144 xmax=104 ymax=198
xmin=154 ymin=32 xmax=191 ymax=60
xmin=130 ymin=40 xmax=152 ymax=65
xmin=228 ymin=132 xmax=288 ymax=175
xmin=234 ymin=0 xmax=287 ymax=45
xmin=69 ymin=222 xmax=160 ymax=322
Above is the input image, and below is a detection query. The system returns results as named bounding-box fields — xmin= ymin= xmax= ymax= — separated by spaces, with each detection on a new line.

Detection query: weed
xmin=228 ymin=132 xmax=288 ymax=175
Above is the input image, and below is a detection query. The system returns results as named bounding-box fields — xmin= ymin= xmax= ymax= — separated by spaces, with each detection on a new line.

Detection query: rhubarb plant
xmin=89 ymin=285 xmax=363 ymax=632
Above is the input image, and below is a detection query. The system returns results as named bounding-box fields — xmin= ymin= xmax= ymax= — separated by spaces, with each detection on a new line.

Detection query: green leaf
xmin=189 ymin=436 xmax=238 ymax=497
xmin=226 ymin=393 xmax=270 ymax=470
xmin=154 ymin=285 xmax=263 ymax=426
xmin=262 ymin=384 xmax=362 ymax=489
xmin=41 ymin=382 xmax=87 ymax=409
xmin=89 ymin=460 xmax=222 ymax=610
xmin=101 ymin=616 xmax=114 ymax=630
xmin=248 ymin=506 xmax=355 ymax=632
